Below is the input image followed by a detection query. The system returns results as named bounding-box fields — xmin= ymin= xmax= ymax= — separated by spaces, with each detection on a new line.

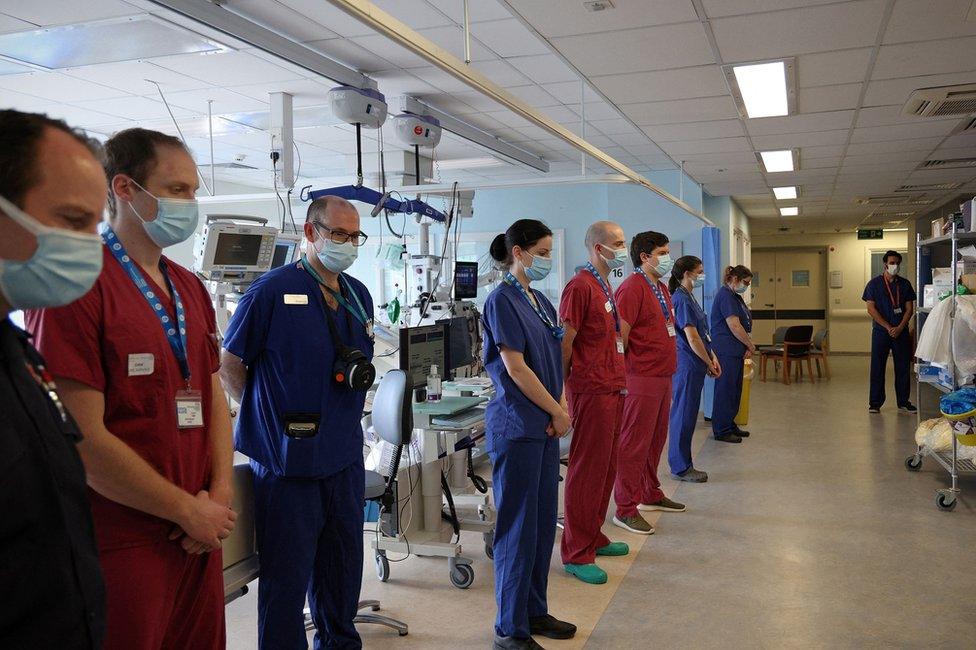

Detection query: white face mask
xmin=887 ymin=263 xmax=899 ymax=277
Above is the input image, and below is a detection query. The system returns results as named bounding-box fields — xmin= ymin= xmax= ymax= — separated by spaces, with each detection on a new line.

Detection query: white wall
xmin=703 ymin=194 xmax=752 ymax=271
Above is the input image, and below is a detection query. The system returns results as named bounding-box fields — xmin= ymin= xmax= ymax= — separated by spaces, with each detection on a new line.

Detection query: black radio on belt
xmin=323 ymin=291 xmax=376 ymax=391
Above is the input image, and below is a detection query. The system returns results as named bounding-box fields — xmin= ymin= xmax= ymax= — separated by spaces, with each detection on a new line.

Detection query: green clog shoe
xmin=595 ymin=541 xmax=630 ymax=557
xmin=563 ymin=563 xmax=608 ymax=584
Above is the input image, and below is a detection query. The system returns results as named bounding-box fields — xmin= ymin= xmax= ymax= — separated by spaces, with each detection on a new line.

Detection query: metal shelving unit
xmin=907 ymin=223 xmax=976 ymax=511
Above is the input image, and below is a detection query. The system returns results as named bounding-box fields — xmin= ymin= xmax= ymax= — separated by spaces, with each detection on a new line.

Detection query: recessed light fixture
xmin=759 ymin=149 xmax=796 ymax=173
xmin=780 ymin=206 xmax=799 ymax=216
xmin=731 ymin=61 xmax=789 ymax=118
xmin=773 ymin=186 xmax=798 ymax=200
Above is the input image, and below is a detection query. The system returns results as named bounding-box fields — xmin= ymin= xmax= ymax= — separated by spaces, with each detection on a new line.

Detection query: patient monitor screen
xmin=213 ymin=233 xmax=265 ymax=266
xmin=271 ymin=241 xmax=296 ymax=269
xmin=399 ymin=323 xmax=448 ymax=389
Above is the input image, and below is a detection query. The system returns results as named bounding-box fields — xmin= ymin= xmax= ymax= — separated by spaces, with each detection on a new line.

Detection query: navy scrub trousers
xmin=669 ymin=361 xmax=707 ymax=475
xmin=870 ymin=328 xmax=913 ymax=408
xmin=712 ymin=354 xmax=745 ymax=438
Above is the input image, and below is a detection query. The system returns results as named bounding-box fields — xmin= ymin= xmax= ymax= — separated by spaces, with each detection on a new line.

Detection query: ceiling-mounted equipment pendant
xmin=393 ymin=113 xmax=442 ymax=148
xmin=328 ymin=86 xmax=388 ymax=129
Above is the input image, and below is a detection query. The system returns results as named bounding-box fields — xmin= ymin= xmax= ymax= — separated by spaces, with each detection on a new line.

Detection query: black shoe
xmin=714 ymin=433 xmax=742 ymax=443
xmin=704 ymin=416 xmax=712 ymax=422
xmin=494 ymin=635 xmax=545 ymax=650
xmin=735 ymin=429 xmax=751 ymax=438
xmin=868 ymin=406 xmax=881 ymax=414
xmin=529 ymin=614 xmax=577 ymax=640
xmin=898 ymin=403 xmax=918 ymax=414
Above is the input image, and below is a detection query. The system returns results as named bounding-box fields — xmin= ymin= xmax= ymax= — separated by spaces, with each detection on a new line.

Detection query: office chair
xmin=305 ymin=370 xmax=410 ymax=638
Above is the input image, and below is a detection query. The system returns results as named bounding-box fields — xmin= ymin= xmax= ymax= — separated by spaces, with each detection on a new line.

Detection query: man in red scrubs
xmin=27 ymin=128 xmax=236 ymax=650
xmin=612 ymin=231 xmax=685 ymax=537
xmin=559 ymin=220 xmax=630 ymax=585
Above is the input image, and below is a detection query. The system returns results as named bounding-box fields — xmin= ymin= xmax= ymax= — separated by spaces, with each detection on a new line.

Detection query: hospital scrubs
xmin=27 ymin=245 xmax=225 ymax=650
xmin=482 ymin=281 xmax=562 ymax=640
xmin=709 ymin=285 xmax=752 ymax=439
xmin=559 ymin=269 xmax=626 ymax=566
xmin=613 ymin=272 xmax=676 ymax=517
xmin=862 ymin=274 xmax=916 ymax=409
xmin=668 ymin=286 xmax=713 ymax=475
xmin=223 ymin=261 xmax=374 ymax=650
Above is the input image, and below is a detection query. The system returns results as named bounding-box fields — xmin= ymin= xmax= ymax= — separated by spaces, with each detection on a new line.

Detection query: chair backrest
xmin=784 ymin=325 xmax=814 ymax=354
xmin=813 ymin=328 xmax=829 ymax=350
xmin=372 ymin=370 xmax=412 ymax=446
xmin=772 ymin=326 xmax=789 ymax=345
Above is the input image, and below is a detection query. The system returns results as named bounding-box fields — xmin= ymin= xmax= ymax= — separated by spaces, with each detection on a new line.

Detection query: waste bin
xmin=734 ymin=358 xmax=754 ymax=427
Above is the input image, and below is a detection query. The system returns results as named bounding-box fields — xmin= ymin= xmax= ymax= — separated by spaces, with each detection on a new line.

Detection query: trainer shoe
xmin=639 ymin=497 xmax=686 ymax=513
xmin=493 ymin=635 xmax=545 ymax=650
xmin=595 ymin=541 xmax=630 ymax=556
xmin=673 ymin=467 xmax=708 ymax=482
xmin=564 ymin=563 xmax=608 ymax=584
xmin=714 ymin=432 xmax=742 ymax=443
xmin=529 ymin=615 xmax=576 ymax=640
xmin=868 ymin=406 xmax=881 ymax=414
xmin=899 ymin=403 xmax=918 ymax=414
xmin=612 ymin=514 xmax=655 ymax=535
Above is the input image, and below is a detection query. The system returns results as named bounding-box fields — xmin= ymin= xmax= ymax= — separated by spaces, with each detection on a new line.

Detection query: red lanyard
xmin=883 ymin=277 xmax=900 ymax=308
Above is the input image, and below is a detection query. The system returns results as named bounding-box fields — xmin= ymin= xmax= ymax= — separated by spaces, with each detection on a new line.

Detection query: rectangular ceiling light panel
xmin=725 ymin=58 xmax=795 ymax=119
xmin=780 ymin=206 xmax=799 ymax=216
xmin=0 ymin=15 xmax=226 ymax=69
xmin=759 ymin=149 xmax=795 ymax=172
xmin=773 ymin=186 xmax=797 ymax=200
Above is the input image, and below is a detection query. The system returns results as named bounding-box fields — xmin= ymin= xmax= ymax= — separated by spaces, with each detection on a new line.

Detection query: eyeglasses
xmin=312 ymin=222 xmax=368 ymax=247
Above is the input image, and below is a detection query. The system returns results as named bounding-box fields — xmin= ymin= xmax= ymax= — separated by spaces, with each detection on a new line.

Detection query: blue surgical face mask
xmin=128 ymin=179 xmax=199 ymax=248
xmin=521 ymin=250 xmax=552 ymax=282
xmin=653 ymin=253 xmax=674 ymax=277
xmin=734 ymin=283 xmax=749 ymax=295
xmin=693 ymin=273 xmax=705 ymax=288
xmin=602 ymin=245 xmax=628 ymax=270
xmin=0 ymin=194 xmax=103 ymax=309
xmin=314 ymin=235 xmax=358 ymax=273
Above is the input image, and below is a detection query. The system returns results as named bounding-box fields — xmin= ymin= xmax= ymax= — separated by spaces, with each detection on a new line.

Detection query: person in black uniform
xmin=0 ymin=110 xmax=110 ymax=648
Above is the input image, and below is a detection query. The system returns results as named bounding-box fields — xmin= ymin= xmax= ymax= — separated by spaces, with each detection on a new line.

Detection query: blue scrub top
xmin=223 ymin=262 xmax=374 ymax=479
xmin=862 ymin=274 xmax=916 ymax=332
xmin=673 ymin=286 xmax=712 ymax=371
xmin=482 ymin=282 xmax=563 ymax=442
xmin=710 ymin=285 xmax=752 ymax=357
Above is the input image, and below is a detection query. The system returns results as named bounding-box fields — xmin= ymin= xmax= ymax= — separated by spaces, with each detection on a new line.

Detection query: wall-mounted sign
xmin=857 ymin=229 xmax=884 ymax=240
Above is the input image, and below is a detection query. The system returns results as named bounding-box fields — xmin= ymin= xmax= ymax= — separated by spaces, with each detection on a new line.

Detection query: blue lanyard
xmin=726 ymin=285 xmax=752 ymax=329
xmin=636 ymin=267 xmax=672 ymax=321
xmin=584 ymin=262 xmax=620 ymax=332
xmin=300 ymin=255 xmax=370 ymax=326
xmin=101 ymin=225 xmax=191 ymax=386
xmin=679 ymin=286 xmax=710 ymax=339
xmin=503 ymin=272 xmax=564 ymax=340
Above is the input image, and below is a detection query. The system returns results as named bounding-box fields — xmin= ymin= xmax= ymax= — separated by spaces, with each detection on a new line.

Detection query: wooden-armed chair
xmin=760 ymin=325 xmax=814 ymax=384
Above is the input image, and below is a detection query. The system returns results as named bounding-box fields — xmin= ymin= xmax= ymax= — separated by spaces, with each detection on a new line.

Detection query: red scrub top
xmin=559 ymin=269 xmax=626 ymax=394
xmin=615 ymin=272 xmax=677 ymax=393
xmin=26 ymin=245 xmax=220 ymax=551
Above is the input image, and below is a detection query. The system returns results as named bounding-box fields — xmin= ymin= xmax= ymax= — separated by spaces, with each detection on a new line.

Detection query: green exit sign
xmin=858 ymin=229 xmax=884 ymax=240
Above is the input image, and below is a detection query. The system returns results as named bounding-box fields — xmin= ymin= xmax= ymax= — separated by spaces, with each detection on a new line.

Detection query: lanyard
xmin=102 ymin=225 xmax=191 ymax=387
xmin=584 ymin=262 xmax=620 ymax=332
xmin=883 ymin=276 xmax=901 ymax=309
xmin=727 ymin=285 xmax=752 ymax=330
xmin=503 ymin=272 xmax=564 ymax=339
xmin=679 ymin=286 xmax=710 ymax=338
xmin=636 ymin=267 xmax=672 ymax=321
xmin=301 ymin=255 xmax=370 ymax=326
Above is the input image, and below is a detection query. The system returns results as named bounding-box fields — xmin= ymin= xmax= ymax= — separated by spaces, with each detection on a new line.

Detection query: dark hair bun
xmin=489 ymin=233 xmax=508 ymax=262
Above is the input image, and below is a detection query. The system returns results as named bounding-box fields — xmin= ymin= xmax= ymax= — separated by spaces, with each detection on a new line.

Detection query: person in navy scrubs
xmin=709 ymin=265 xmax=756 ymax=444
xmin=862 ymin=250 xmax=916 ymax=414
xmin=482 ymin=219 xmax=576 ymax=650
xmin=221 ymin=195 xmax=374 ymax=649
xmin=668 ymin=256 xmax=721 ymax=482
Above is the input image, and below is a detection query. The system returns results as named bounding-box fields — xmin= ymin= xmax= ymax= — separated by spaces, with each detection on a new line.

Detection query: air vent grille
xmin=932 ymin=98 xmax=976 ymax=117
xmin=855 ymin=195 xmax=932 ymax=206
xmin=901 ymin=83 xmax=976 ymax=118
xmin=920 ymin=158 xmax=976 ymax=169
xmin=896 ymin=183 xmax=963 ymax=192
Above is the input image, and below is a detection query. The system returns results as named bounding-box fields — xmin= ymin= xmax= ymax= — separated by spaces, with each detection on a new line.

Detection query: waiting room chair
xmin=757 ymin=326 xmax=789 ymax=375
xmin=810 ymin=329 xmax=830 ymax=380
xmin=760 ymin=325 xmax=814 ymax=385
xmin=556 ymin=430 xmax=573 ymax=530
xmin=304 ymin=370 xmax=411 ymax=638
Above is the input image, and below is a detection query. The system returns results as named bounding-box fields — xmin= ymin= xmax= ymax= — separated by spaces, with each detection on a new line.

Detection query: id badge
xmin=365 ymin=318 xmax=375 ymax=341
xmin=616 ymin=336 xmax=624 ymax=354
xmin=667 ymin=322 xmax=676 ymax=337
xmin=605 ymin=300 xmax=613 ymax=313
xmin=175 ymin=390 xmax=204 ymax=429
xmin=894 ymin=307 xmax=903 ymax=315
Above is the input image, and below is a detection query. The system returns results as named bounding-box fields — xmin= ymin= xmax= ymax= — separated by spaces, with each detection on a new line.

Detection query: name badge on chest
xmin=284 ymin=294 xmax=309 ymax=305
xmin=894 ymin=307 xmax=903 ymax=315
xmin=128 ymin=353 xmax=155 ymax=376
xmin=616 ymin=335 xmax=625 ymax=354
xmin=667 ymin=323 xmax=676 ymax=337
xmin=605 ymin=300 xmax=613 ymax=313
xmin=176 ymin=389 xmax=204 ymax=429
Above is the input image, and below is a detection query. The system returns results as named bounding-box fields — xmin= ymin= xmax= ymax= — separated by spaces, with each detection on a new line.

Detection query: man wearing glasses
xmin=220 ymin=196 xmax=374 ymax=648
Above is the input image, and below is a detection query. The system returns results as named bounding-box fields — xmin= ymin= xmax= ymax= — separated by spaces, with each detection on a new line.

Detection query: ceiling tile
xmin=60 ymin=60 xmax=211 ymax=96
xmin=802 ymin=144 xmax=848 ymax=158
xmin=0 ymin=71 xmax=130 ymax=102
xmin=700 ymin=0 xmax=845 ymax=18
xmin=539 ymin=80 xmax=602 ymax=104
xmin=883 ymin=0 xmax=976 ymax=44
xmin=622 ymin=96 xmax=739 ymax=125
xmin=711 ymin=0 xmax=885 ymax=63
xmin=746 ymin=110 xmax=855 ymax=136
xmin=74 ymin=95 xmax=200 ymax=121
xmin=586 ymin=117 xmax=641 ymax=136
xmin=43 ymin=104 xmax=129 ymax=129
xmin=152 ymin=51 xmax=303 ymax=86
xmin=663 ymin=137 xmax=753 ymax=156
xmin=472 ymin=18 xmax=550 ymax=57
xmin=165 ymin=87 xmax=269 ymax=115
xmin=802 ymin=156 xmax=844 ymax=169
xmin=505 ymin=0 xmax=699 ymax=37
xmin=850 ymin=121 xmax=960 ymax=143
xmin=845 ymin=137 xmax=945 ymax=155
xmin=425 ymin=0 xmax=512 ymax=24
xmin=506 ymin=54 xmax=579 ymax=84
xmin=507 ymin=84 xmax=562 ymax=107
xmin=750 ymin=129 xmax=851 ymax=148
xmin=855 ymin=104 xmax=961 ymax=128
xmin=0 ymin=12 xmax=36 ymax=33
xmin=642 ymin=119 xmax=746 ymax=142
xmin=799 ymin=83 xmax=863 ymax=113
xmin=414 ymin=24 xmax=497 ymax=63
xmin=346 ymin=34 xmax=432 ymax=68
xmin=590 ymin=65 xmax=729 ymax=104
xmin=224 ymin=0 xmax=341 ymax=42
xmin=0 ymin=88 xmax=56 ymax=113
xmin=371 ymin=0 xmax=455 ymax=29
xmin=306 ymin=37 xmax=396 ymax=73
xmin=407 ymin=65 xmax=480 ymax=93
xmin=863 ymin=72 xmax=976 ymax=107
xmin=551 ymin=22 xmax=714 ymax=76
xmin=0 ymin=0 xmax=137 ymax=25
xmin=226 ymin=79 xmax=334 ymax=108
xmin=796 ymin=49 xmax=874 ymax=87
xmin=470 ymin=59 xmax=532 ymax=87
xmin=279 ymin=0 xmax=377 ymax=37
xmin=872 ymin=36 xmax=976 ymax=80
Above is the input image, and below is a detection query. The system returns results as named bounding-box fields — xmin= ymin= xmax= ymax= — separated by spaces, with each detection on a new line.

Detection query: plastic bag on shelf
xmin=915 ymin=417 xmax=953 ymax=451
xmin=916 ymin=297 xmax=952 ymax=366
xmin=952 ymin=297 xmax=976 ymax=377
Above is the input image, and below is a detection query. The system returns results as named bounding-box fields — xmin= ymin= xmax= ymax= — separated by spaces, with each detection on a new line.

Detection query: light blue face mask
xmin=315 ymin=237 xmax=359 ymax=273
xmin=693 ymin=273 xmax=705 ymax=288
xmin=0 ymin=194 xmax=103 ymax=309
xmin=603 ymin=245 xmax=628 ymax=270
xmin=521 ymin=250 xmax=552 ymax=281
xmin=734 ymin=283 xmax=749 ymax=294
xmin=128 ymin=179 xmax=199 ymax=248
xmin=653 ymin=253 xmax=674 ymax=277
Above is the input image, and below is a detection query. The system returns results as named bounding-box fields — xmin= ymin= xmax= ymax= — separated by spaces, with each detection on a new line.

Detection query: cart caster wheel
xmin=905 ymin=455 xmax=922 ymax=472
xmin=936 ymin=493 xmax=957 ymax=512
xmin=483 ymin=532 xmax=494 ymax=560
xmin=450 ymin=563 xmax=474 ymax=589
xmin=375 ymin=553 xmax=390 ymax=582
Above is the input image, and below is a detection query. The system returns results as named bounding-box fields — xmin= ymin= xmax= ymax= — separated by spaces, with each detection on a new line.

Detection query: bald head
xmin=585 ymin=220 xmax=625 ymax=251
xmin=306 ymin=195 xmax=358 ymax=225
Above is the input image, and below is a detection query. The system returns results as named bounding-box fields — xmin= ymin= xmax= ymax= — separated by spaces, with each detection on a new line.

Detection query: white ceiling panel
xmin=506 ymin=0 xmax=699 ymax=38
xmin=856 ymin=105 xmax=961 ymax=129
xmin=746 ymin=110 xmax=855 ymax=136
xmin=802 ymin=144 xmax=848 ymax=158
xmin=472 ymin=19 xmax=550 ymax=57
xmin=306 ymin=37 xmax=396 ymax=73
xmin=583 ymin=117 xmax=641 ymax=136
xmin=590 ymin=65 xmax=729 ymax=104
xmin=905 ymin=167 xmax=976 ymax=183
xmin=642 ymin=120 xmax=745 ymax=142
xmin=224 ymin=0 xmax=341 ymax=42
xmin=862 ymin=72 xmax=976 ymax=107
xmin=425 ymin=0 xmax=512 ymax=24
xmin=701 ymin=0 xmax=845 ymax=19
xmin=165 ymin=87 xmax=269 ymax=115
xmin=61 ymin=60 xmax=211 ymax=96
xmin=766 ymin=169 xmax=838 ymax=183
xmin=799 ymin=83 xmax=863 ymax=113
xmin=0 ymin=88 xmax=57 ymax=113
xmin=75 ymin=95 xmax=199 ymax=121
xmin=0 ymin=12 xmax=38 ymax=33
xmin=468 ymin=59 xmax=532 ymax=87
xmin=872 ymin=36 xmax=976 ymax=80
xmin=551 ymin=22 xmax=714 ymax=76
xmin=539 ymin=80 xmax=601 ymax=104
xmin=278 ymin=0 xmax=376 ymax=38
xmin=371 ymin=0 xmax=455 ymax=29
xmin=0 ymin=0 xmax=138 ymax=26
xmin=710 ymin=0 xmax=885 ymax=63
xmin=368 ymin=68 xmax=439 ymax=97
xmin=845 ymin=137 xmax=946 ymax=155
xmin=505 ymin=84 xmax=562 ymax=107
xmin=663 ymin=137 xmax=753 ymax=155
xmin=408 ymin=65 xmax=484 ymax=93
xmin=850 ymin=121 xmax=960 ymax=143
xmin=883 ymin=0 xmax=976 ymax=44
xmin=504 ymin=54 xmax=579 ymax=84
xmin=0 ymin=71 xmax=130 ymax=102
xmin=750 ymin=129 xmax=851 ymax=149
xmin=227 ymin=79 xmax=333 ymax=107
xmin=842 ymin=150 xmax=930 ymax=165
xmin=622 ymin=96 xmax=739 ymax=125
xmin=675 ymin=151 xmax=758 ymax=165
xmin=153 ymin=51 xmax=302 ymax=86
xmin=796 ymin=48 xmax=874 ymax=87
xmin=415 ymin=25 xmax=498 ymax=63
xmin=346 ymin=34 xmax=432 ymax=68
xmin=43 ymin=104 xmax=129 ymax=128
xmin=803 ymin=156 xmax=845 ymax=169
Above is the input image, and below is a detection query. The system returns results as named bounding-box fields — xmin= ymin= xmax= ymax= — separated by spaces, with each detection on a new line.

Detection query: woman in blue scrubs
xmin=482 ymin=219 xmax=575 ymax=650
xmin=709 ymin=265 xmax=756 ymax=444
xmin=668 ymin=256 xmax=722 ymax=482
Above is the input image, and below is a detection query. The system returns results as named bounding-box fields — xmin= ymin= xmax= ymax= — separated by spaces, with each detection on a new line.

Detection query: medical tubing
xmin=355 ymin=122 xmax=363 ymax=186
xmin=440 ymin=471 xmax=461 ymax=540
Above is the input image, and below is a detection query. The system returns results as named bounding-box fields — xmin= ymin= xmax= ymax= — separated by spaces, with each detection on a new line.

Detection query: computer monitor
xmin=271 ymin=232 xmax=302 ymax=269
xmin=446 ymin=316 xmax=474 ymax=372
xmin=398 ymin=322 xmax=449 ymax=389
xmin=193 ymin=219 xmax=279 ymax=281
xmin=454 ymin=261 xmax=479 ymax=300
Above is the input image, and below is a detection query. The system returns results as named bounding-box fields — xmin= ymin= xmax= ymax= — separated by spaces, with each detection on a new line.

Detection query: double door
xmin=750 ymin=248 xmax=827 ymax=345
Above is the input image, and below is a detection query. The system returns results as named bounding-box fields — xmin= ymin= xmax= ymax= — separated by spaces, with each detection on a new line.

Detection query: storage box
xmin=932 ymin=268 xmax=953 ymax=286
xmin=923 ymin=284 xmax=937 ymax=308
xmin=962 ymin=274 xmax=976 ymax=293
